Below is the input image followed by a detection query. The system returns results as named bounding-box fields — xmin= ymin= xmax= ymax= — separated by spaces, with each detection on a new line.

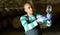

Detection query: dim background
xmin=0 ymin=0 xmax=60 ymax=35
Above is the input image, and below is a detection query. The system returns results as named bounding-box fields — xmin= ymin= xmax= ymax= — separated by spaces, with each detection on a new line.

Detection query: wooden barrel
xmin=12 ymin=16 xmax=21 ymax=29
xmin=2 ymin=19 xmax=8 ymax=29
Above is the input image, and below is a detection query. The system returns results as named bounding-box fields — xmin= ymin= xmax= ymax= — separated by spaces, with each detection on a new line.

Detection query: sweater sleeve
xmin=20 ymin=16 xmax=38 ymax=31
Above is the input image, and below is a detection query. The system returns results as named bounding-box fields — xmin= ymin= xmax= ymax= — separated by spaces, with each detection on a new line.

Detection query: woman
xmin=20 ymin=2 xmax=52 ymax=35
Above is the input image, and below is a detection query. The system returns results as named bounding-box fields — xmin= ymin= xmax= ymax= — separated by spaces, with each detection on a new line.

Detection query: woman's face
xmin=24 ymin=3 xmax=33 ymax=15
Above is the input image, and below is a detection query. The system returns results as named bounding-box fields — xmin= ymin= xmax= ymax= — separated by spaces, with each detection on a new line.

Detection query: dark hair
xmin=23 ymin=2 xmax=33 ymax=9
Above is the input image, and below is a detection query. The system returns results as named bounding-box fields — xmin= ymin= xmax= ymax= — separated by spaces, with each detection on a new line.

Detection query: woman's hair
xmin=23 ymin=2 xmax=33 ymax=9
